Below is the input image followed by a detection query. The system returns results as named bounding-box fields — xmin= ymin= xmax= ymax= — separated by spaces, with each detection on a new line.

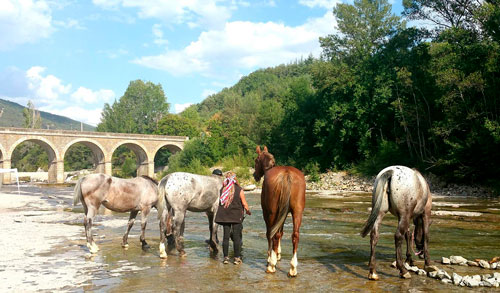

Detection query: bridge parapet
xmin=0 ymin=127 xmax=188 ymax=184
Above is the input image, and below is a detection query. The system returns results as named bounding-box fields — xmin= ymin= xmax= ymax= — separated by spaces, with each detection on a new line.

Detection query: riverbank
xmin=304 ymin=170 xmax=497 ymax=197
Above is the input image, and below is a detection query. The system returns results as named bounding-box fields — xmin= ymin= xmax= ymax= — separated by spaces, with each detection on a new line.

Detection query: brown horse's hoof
xmin=122 ymin=243 xmax=129 ymax=249
xmin=287 ymin=272 xmax=297 ymax=278
xmin=368 ymin=272 xmax=379 ymax=281
xmin=400 ymin=272 xmax=411 ymax=279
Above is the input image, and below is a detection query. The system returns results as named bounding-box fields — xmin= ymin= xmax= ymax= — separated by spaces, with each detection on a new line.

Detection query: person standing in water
xmin=215 ymin=171 xmax=251 ymax=264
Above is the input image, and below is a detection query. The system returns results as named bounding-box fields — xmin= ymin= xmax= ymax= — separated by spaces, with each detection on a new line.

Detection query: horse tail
xmin=269 ymin=170 xmax=293 ymax=239
xmin=360 ymin=169 xmax=393 ymax=237
xmin=157 ymin=175 xmax=170 ymax=220
xmin=73 ymin=177 xmax=84 ymax=206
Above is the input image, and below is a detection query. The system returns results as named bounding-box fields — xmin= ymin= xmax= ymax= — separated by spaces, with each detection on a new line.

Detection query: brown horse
xmin=361 ymin=165 xmax=432 ymax=280
xmin=73 ymin=173 xmax=159 ymax=254
xmin=253 ymin=146 xmax=306 ymax=277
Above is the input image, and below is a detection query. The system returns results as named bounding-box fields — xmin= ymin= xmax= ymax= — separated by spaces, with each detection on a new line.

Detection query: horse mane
xmin=141 ymin=175 xmax=158 ymax=185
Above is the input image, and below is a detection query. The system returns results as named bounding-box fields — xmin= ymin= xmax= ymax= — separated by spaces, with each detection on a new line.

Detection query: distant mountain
xmin=0 ymin=98 xmax=95 ymax=131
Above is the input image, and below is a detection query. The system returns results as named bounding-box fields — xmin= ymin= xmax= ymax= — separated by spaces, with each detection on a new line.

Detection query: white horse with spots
xmin=157 ymin=172 xmax=223 ymax=258
xmin=361 ymin=165 xmax=432 ymax=280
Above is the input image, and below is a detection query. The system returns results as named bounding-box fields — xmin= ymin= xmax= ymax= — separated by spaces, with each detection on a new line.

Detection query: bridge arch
xmin=62 ymin=139 xmax=108 ymax=174
xmin=111 ymin=141 xmax=150 ymax=177
xmin=9 ymin=136 xmax=61 ymax=183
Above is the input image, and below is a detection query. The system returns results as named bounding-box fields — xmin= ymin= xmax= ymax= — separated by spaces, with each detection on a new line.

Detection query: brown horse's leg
xmin=288 ymin=210 xmax=303 ymax=277
xmin=368 ymin=212 xmax=385 ymax=280
xmin=122 ymin=210 xmax=138 ymax=248
xmin=395 ymin=218 xmax=411 ymax=279
xmin=267 ymin=232 xmax=280 ymax=274
xmin=405 ymin=229 xmax=414 ymax=266
xmin=276 ymin=227 xmax=284 ymax=261
xmin=85 ymin=206 xmax=99 ymax=254
xmin=140 ymin=207 xmax=151 ymax=250
xmin=206 ymin=211 xmax=219 ymax=253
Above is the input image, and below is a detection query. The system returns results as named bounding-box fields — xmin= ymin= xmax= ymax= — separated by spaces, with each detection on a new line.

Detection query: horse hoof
xmin=288 ymin=270 xmax=297 ymax=278
xmin=266 ymin=267 xmax=276 ymax=274
xmin=122 ymin=244 xmax=129 ymax=249
xmin=142 ymin=244 xmax=150 ymax=250
xmin=87 ymin=243 xmax=99 ymax=254
xmin=400 ymin=272 xmax=411 ymax=279
xmin=368 ymin=273 xmax=379 ymax=281
xmin=277 ymin=254 xmax=281 ymax=261
xmin=159 ymin=252 xmax=168 ymax=259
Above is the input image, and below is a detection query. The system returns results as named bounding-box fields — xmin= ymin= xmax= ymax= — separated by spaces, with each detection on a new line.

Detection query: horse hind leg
xmin=85 ymin=206 xmax=99 ymax=254
xmin=288 ymin=210 xmax=303 ymax=278
xmin=159 ymin=207 xmax=168 ymax=259
xmin=140 ymin=207 xmax=151 ymax=250
xmin=266 ymin=234 xmax=279 ymax=274
xmin=368 ymin=212 xmax=385 ymax=280
xmin=395 ymin=217 xmax=411 ymax=279
xmin=206 ymin=211 xmax=218 ymax=253
xmin=405 ymin=228 xmax=414 ymax=266
xmin=172 ymin=210 xmax=187 ymax=256
xmin=122 ymin=210 xmax=138 ymax=248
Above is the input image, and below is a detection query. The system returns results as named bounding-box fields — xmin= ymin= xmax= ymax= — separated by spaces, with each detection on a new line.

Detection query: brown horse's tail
xmin=73 ymin=177 xmax=84 ymax=206
xmin=269 ymin=170 xmax=293 ymax=240
xmin=360 ymin=169 xmax=393 ymax=237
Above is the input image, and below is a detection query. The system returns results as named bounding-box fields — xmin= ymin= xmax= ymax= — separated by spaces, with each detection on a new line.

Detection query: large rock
xmin=417 ymin=269 xmax=427 ymax=276
xmin=492 ymin=262 xmax=498 ymax=269
xmin=450 ymin=255 xmax=468 ymax=265
xmin=441 ymin=257 xmax=451 ymax=264
xmin=479 ymin=259 xmax=491 ymax=269
xmin=463 ymin=276 xmax=480 ymax=287
xmin=453 ymin=272 xmax=463 ymax=285
xmin=467 ymin=260 xmax=478 ymax=267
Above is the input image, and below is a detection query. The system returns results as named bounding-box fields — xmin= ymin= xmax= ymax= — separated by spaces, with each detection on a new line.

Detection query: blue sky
xmin=0 ymin=0 xmax=404 ymax=126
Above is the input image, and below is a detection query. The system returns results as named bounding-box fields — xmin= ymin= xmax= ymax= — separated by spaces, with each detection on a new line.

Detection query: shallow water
xmin=5 ymin=185 xmax=500 ymax=292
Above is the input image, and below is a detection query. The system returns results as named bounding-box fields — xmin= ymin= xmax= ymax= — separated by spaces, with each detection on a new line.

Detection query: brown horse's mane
xmin=141 ymin=175 xmax=158 ymax=185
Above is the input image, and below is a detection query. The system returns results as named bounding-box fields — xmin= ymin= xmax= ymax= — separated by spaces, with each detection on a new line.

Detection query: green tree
xmin=97 ymin=80 xmax=169 ymax=134
xmin=23 ymin=100 xmax=41 ymax=129
xmin=154 ymin=114 xmax=199 ymax=138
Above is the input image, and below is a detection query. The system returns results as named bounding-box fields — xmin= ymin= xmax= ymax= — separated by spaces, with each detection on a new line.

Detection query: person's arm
xmin=240 ymin=189 xmax=251 ymax=215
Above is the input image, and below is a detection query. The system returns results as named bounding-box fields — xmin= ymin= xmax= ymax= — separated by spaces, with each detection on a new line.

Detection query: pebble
xmin=441 ymin=257 xmax=450 ymax=264
xmin=452 ymin=272 xmax=462 ymax=285
xmin=467 ymin=260 xmax=478 ymax=267
xmin=492 ymin=262 xmax=498 ymax=269
xmin=417 ymin=269 xmax=427 ymax=276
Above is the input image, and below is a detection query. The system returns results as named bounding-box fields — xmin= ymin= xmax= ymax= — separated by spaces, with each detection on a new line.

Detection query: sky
xmin=0 ymin=0 xmax=404 ymax=126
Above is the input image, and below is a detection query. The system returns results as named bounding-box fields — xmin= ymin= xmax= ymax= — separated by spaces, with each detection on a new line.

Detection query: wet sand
xmin=0 ymin=184 xmax=499 ymax=292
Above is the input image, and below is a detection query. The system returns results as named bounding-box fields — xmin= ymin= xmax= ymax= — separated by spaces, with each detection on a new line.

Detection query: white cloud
xmin=41 ymin=106 xmax=104 ymax=126
xmin=299 ymin=0 xmax=340 ymax=9
xmin=93 ymin=0 xmax=233 ymax=29
xmin=201 ymin=89 xmax=216 ymax=98
xmin=152 ymin=24 xmax=168 ymax=46
xmin=0 ymin=66 xmax=115 ymax=126
xmin=26 ymin=66 xmax=72 ymax=101
xmin=174 ymin=103 xmax=193 ymax=114
xmin=54 ymin=18 xmax=86 ymax=30
xmin=0 ymin=0 xmax=54 ymax=50
xmin=133 ymin=12 xmax=336 ymax=76
xmin=71 ymin=87 xmax=115 ymax=104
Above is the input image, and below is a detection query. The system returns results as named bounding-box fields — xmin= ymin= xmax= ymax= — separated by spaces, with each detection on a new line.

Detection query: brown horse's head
xmin=253 ymin=145 xmax=275 ymax=182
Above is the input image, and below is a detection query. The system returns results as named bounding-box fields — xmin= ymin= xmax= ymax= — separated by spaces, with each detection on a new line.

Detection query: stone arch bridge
xmin=0 ymin=127 xmax=188 ymax=184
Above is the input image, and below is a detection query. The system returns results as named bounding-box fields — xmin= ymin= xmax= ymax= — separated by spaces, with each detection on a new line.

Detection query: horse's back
xmin=162 ymin=172 xmax=221 ymax=212
xmin=383 ymin=166 xmax=430 ymax=216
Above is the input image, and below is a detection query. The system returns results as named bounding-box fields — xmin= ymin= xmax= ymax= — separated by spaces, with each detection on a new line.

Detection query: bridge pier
xmin=2 ymin=159 xmax=11 ymax=184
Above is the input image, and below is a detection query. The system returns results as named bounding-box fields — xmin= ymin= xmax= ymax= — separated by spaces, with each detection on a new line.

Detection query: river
xmin=0 ymin=184 xmax=498 ymax=292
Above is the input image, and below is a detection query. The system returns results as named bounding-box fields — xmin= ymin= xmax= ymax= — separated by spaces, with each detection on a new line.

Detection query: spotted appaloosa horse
xmin=73 ymin=174 xmax=159 ymax=254
xmin=253 ymin=146 xmax=306 ymax=277
xmin=361 ymin=165 xmax=432 ymax=280
xmin=157 ymin=172 xmax=223 ymax=258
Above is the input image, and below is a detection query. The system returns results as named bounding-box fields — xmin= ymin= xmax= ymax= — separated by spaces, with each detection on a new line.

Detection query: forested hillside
xmin=0 ymin=98 xmax=95 ymax=131
xmin=95 ymin=0 xmax=499 ymax=189
xmin=161 ymin=0 xmax=500 ymax=188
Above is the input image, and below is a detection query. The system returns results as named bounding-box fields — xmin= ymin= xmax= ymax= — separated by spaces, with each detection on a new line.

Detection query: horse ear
xmin=263 ymin=146 xmax=268 ymax=152
xmin=256 ymin=145 xmax=261 ymax=154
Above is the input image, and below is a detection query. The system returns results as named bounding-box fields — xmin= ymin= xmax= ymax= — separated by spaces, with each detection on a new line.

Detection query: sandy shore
xmin=0 ymin=187 xmax=102 ymax=292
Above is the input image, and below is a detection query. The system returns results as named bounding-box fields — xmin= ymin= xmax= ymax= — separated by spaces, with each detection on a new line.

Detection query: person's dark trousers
xmin=222 ymin=223 xmax=243 ymax=258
